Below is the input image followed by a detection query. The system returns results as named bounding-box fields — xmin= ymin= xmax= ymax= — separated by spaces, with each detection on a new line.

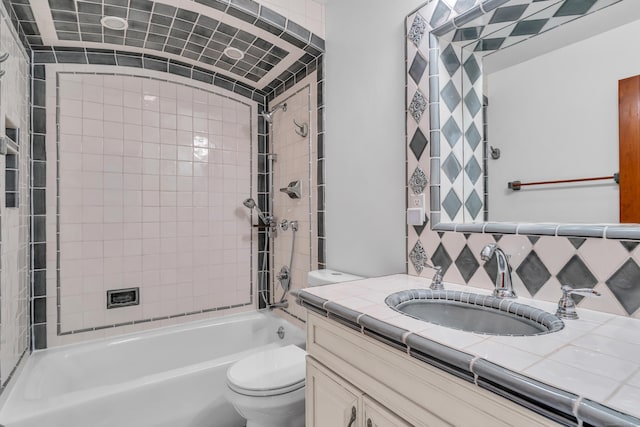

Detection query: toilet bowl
xmin=225 ymin=345 xmax=306 ymax=427
xmin=226 ymin=270 xmax=363 ymax=427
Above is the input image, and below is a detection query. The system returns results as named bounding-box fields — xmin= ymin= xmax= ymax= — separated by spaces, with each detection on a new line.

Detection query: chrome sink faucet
xmin=430 ymin=265 xmax=444 ymax=290
xmin=423 ymin=260 xmax=444 ymax=290
xmin=480 ymin=244 xmax=516 ymax=298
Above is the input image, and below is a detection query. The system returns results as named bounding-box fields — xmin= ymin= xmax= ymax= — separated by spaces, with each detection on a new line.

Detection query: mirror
xmin=430 ymin=0 xmax=640 ymax=228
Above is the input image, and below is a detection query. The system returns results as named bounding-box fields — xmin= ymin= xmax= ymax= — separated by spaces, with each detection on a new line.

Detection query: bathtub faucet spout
xmin=269 ymin=300 xmax=288 ymax=309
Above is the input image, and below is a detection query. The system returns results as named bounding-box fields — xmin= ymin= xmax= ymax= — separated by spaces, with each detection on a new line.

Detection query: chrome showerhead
xmin=242 ymin=197 xmax=271 ymax=225
xmin=262 ymin=102 xmax=287 ymax=124
xmin=243 ymin=198 xmax=256 ymax=209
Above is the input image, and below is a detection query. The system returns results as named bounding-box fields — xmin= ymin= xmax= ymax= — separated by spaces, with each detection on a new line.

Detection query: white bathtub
xmin=0 ymin=311 xmax=305 ymax=427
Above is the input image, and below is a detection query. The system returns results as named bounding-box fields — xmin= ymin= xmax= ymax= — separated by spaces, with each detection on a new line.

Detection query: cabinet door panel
xmin=306 ymin=359 xmax=361 ymax=427
xmin=364 ymin=396 xmax=413 ymax=427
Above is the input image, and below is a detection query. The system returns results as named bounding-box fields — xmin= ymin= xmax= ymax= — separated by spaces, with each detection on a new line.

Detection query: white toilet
xmin=306 ymin=269 xmax=364 ymax=287
xmin=225 ymin=269 xmax=363 ymax=427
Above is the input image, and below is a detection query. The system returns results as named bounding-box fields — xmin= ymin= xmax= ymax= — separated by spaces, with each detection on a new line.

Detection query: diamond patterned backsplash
xmin=557 ymin=255 xmax=598 ymax=292
xmin=569 ymin=237 xmax=587 ymax=250
xmin=515 ymin=250 xmax=551 ymax=296
xmin=409 ymin=90 xmax=428 ymax=122
xmin=405 ymin=0 xmax=640 ymax=318
xmin=606 ymin=259 xmax=640 ymax=315
xmin=409 ymin=52 xmax=428 ymax=84
xmin=408 ymin=13 xmax=427 ymax=47
xmin=410 ymin=166 xmax=429 ymax=195
xmin=410 ymin=128 xmax=429 ymax=161
xmin=409 ymin=240 xmax=428 ymax=274
xmin=455 ymin=245 xmax=479 ymax=282
xmin=431 ymin=243 xmax=453 ymax=274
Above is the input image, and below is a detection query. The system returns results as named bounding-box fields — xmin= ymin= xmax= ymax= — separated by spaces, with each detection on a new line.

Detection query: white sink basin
xmin=385 ymin=290 xmax=564 ymax=336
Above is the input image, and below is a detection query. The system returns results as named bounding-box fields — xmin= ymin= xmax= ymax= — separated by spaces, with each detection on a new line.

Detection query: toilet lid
xmin=227 ymin=345 xmax=306 ymax=397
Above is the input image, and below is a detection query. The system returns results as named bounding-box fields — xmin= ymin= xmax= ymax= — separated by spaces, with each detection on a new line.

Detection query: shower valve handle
xmin=277 ymin=267 xmax=289 ymax=281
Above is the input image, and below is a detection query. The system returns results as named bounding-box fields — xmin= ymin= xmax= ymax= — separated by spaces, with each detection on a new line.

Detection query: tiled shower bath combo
xmin=406 ymin=0 xmax=640 ymax=318
xmin=24 ymin=0 xmax=326 ymax=351
xmin=52 ymin=71 xmax=255 ymax=337
xmin=0 ymin=0 xmax=326 ymax=419
xmin=0 ymin=0 xmax=639 ymax=424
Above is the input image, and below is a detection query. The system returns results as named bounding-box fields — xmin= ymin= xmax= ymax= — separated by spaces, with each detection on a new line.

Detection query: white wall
xmin=486 ymin=19 xmax=640 ymax=224
xmin=324 ymin=1 xmax=425 ymax=277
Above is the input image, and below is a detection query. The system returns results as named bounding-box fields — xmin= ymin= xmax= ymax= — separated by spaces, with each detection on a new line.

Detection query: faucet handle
xmin=430 ymin=266 xmax=444 ymax=290
xmin=561 ymin=285 xmax=601 ymax=296
xmin=423 ymin=262 xmax=444 ymax=290
xmin=556 ymin=285 xmax=601 ymax=320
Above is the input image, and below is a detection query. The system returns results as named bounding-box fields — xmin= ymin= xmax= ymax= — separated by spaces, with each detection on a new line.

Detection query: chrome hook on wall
xmin=293 ymin=119 xmax=308 ymax=137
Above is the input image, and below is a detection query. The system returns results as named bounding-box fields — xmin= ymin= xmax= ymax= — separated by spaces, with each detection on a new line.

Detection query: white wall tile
xmin=46 ymin=68 xmax=258 ymax=346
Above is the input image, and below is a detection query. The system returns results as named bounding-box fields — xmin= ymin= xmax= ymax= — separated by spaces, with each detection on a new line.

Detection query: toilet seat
xmin=227 ymin=345 xmax=306 ymax=397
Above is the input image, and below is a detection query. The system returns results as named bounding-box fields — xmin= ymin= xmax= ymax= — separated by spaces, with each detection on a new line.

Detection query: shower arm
xmin=262 ymin=102 xmax=287 ymax=124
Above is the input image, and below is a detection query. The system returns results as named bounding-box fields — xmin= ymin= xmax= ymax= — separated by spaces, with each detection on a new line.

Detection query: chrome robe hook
xmin=293 ymin=119 xmax=308 ymax=137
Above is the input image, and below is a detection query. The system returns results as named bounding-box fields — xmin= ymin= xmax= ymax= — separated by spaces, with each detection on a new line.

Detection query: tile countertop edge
xmin=295 ymin=289 xmax=640 ymax=427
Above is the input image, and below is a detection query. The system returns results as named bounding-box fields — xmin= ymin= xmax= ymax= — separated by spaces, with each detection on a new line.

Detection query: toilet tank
xmin=307 ymin=269 xmax=364 ymax=287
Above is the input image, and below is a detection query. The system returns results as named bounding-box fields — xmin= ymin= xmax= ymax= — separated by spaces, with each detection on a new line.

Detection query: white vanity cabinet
xmin=307 ymin=358 xmax=412 ymax=427
xmin=363 ymin=396 xmax=413 ymax=427
xmin=305 ymin=311 xmax=558 ymax=427
xmin=306 ymin=358 xmax=361 ymax=426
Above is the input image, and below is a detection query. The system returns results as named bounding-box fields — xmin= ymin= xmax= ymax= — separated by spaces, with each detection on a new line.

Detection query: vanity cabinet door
xmin=306 ymin=358 xmax=361 ymax=427
xmin=363 ymin=396 xmax=413 ymax=427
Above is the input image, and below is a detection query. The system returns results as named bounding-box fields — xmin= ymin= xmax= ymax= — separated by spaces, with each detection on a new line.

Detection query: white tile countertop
xmin=296 ymin=274 xmax=640 ymax=424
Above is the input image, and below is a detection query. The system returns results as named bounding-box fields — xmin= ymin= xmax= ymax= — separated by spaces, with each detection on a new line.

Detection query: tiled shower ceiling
xmin=4 ymin=0 xmax=324 ymax=92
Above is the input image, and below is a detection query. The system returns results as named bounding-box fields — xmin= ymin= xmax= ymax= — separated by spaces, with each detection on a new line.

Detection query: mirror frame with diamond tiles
xmin=406 ymin=0 xmax=640 ymax=318
xmin=409 ymin=0 xmax=640 ymax=237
